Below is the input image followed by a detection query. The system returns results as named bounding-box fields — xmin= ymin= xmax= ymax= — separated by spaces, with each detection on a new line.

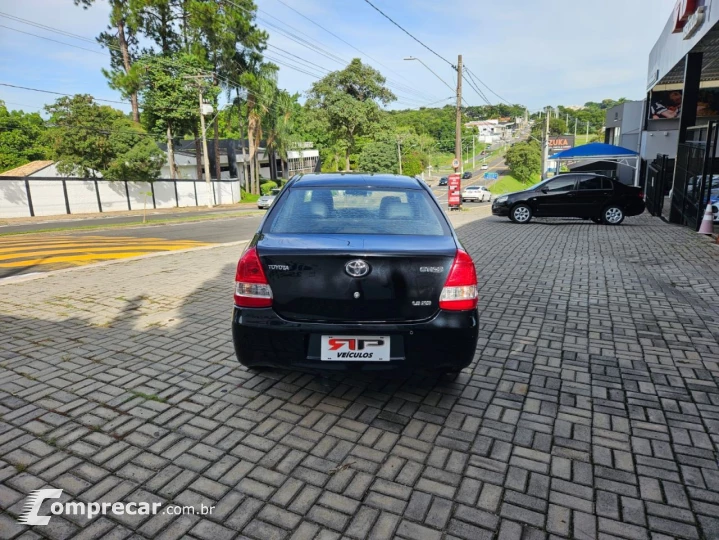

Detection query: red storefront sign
xmin=672 ymin=0 xmax=698 ymax=32
xmin=448 ymin=174 xmax=461 ymax=208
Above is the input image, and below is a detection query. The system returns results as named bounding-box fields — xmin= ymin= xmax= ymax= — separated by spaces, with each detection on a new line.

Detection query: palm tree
xmin=264 ymin=89 xmax=296 ymax=181
xmin=240 ymin=61 xmax=278 ymax=194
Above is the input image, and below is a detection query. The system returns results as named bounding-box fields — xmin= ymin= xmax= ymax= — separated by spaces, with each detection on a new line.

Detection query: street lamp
xmin=403 ymin=57 xmax=455 ymax=93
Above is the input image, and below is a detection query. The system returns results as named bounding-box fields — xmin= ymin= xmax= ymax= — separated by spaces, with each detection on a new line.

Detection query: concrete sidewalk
xmin=0 ymin=214 xmax=718 ymax=539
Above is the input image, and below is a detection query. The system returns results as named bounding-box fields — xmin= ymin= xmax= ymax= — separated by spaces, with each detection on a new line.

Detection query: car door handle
xmin=566 ymin=193 xmax=576 ymax=197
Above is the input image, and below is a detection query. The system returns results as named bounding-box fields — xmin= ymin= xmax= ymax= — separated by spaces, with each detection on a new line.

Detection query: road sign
xmin=447 ymin=174 xmax=461 ymax=209
xmin=452 ymin=158 xmax=460 ymax=169
xmin=484 ymin=172 xmax=499 ymax=180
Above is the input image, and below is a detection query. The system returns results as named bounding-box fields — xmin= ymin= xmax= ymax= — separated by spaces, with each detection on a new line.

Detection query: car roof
xmin=291 ymin=173 xmax=423 ymax=190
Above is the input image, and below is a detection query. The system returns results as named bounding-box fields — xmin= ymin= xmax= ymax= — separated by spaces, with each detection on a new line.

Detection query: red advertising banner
xmin=448 ymin=174 xmax=461 ymax=208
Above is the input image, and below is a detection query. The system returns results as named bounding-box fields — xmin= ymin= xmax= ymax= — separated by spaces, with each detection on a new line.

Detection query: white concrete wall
xmin=176 ymin=181 xmax=197 ymax=207
xmin=0 ymin=178 xmax=242 ymax=218
xmin=97 ymin=181 xmax=128 ymax=212
xmin=153 ymin=181 xmax=176 ymax=209
xmin=0 ymin=180 xmax=31 ymax=217
xmin=65 ymin=179 xmax=100 ymax=214
xmin=28 ymin=180 xmax=66 ymax=217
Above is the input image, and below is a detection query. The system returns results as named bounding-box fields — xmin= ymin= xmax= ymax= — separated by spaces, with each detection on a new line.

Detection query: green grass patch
xmin=241 ymin=192 xmax=261 ymax=202
xmin=130 ymin=391 xmax=167 ymax=403
xmin=489 ymin=174 xmax=541 ymax=195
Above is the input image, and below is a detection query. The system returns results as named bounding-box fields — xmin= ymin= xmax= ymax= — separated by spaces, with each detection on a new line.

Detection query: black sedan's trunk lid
xmin=257 ymin=234 xmax=456 ymax=323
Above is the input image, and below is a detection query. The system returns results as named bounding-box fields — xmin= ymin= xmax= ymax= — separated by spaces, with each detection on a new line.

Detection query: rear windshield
xmin=267 ymin=187 xmax=449 ymax=236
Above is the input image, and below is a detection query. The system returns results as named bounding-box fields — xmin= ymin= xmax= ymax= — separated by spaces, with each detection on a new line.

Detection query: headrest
xmin=307 ymin=201 xmax=328 ymax=218
xmin=384 ymin=202 xmax=413 ymax=219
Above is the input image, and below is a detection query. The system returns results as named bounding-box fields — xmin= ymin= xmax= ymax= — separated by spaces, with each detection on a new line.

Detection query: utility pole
xmin=574 ymin=118 xmax=578 ymax=139
xmin=455 ymin=54 xmax=462 ymax=172
xmin=541 ymin=106 xmax=550 ymax=180
xmin=472 ymin=136 xmax=475 ymax=170
xmin=198 ymin=88 xmax=213 ymax=208
xmin=185 ymin=74 xmax=213 ymax=208
xmin=586 ymin=121 xmax=590 ymax=143
xmin=397 ymin=137 xmax=402 ymax=175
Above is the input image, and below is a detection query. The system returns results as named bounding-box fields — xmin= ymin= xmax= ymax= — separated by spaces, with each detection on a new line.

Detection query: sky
xmin=0 ymin=0 xmax=678 ymax=116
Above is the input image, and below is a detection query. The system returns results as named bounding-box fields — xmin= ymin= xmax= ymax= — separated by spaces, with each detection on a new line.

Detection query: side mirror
xmin=541 ymin=188 xmax=549 ymax=194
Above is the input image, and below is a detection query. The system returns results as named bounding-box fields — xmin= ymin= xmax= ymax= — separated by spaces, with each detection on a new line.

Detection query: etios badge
xmin=345 ymin=259 xmax=370 ymax=277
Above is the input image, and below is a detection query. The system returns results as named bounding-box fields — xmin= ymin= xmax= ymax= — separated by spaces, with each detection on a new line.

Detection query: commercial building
xmin=641 ymin=0 xmax=719 ymax=230
xmin=603 ymin=101 xmax=645 ymax=184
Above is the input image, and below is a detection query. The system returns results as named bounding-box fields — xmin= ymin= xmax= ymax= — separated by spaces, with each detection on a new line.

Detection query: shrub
xmin=260 ymin=181 xmax=278 ymax=195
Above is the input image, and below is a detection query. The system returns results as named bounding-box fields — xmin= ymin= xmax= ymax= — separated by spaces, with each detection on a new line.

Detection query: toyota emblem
xmin=345 ymin=259 xmax=370 ymax=277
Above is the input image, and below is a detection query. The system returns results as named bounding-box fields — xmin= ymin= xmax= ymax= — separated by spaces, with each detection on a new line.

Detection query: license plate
xmin=320 ymin=335 xmax=391 ymax=361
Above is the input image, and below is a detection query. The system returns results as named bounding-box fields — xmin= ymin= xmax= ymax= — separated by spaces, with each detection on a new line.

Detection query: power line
xmin=0 ymin=83 xmax=126 ymax=105
xmin=0 ymin=24 xmax=106 ymax=55
xmin=224 ymin=0 xmax=441 ymax=104
xmin=462 ymin=73 xmax=492 ymax=107
xmin=270 ymin=0 xmax=440 ymax=101
xmin=360 ymin=0 xmax=455 ymax=69
xmin=465 ymin=66 xmax=513 ymax=105
xmin=0 ymin=11 xmax=100 ymax=45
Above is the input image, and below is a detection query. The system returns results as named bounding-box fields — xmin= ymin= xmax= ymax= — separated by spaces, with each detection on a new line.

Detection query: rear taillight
xmin=234 ymin=247 xmax=272 ymax=308
xmin=439 ymin=249 xmax=478 ymax=311
xmin=638 ymin=190 xmax=644 ymax=199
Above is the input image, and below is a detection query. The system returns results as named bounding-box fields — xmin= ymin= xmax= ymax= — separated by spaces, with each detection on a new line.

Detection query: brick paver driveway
xmin=1 ymin=214 xmax=719 ymax=540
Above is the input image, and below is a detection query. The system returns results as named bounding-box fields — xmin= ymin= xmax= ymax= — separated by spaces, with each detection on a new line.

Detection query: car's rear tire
xmin=602 ymin=205 xmax=625 ymax=225
xmin=510 ymin=204 xmax=532 ymax=224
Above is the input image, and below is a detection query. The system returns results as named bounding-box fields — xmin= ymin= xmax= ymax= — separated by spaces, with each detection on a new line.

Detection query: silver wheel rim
xmin=605 ymin=207 xmax=622 ymax=224
xmin=514 ymin=206 xmax=530 ymax=222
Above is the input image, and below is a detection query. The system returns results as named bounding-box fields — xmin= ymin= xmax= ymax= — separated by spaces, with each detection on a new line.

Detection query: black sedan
xmin=232 ymin=173 xmax=479 ymax=374
xmin=438 ymin=176 xmax=448 ymax=186
xmin=492 ymin=173 xmax=645 ymax=225
xmin=462 ymin=171 xmax=472 ymax=179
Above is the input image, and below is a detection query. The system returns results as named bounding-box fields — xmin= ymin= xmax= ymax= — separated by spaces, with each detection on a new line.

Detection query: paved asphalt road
xmin=0 ymin=144 xmax=519 ymax=280
xmin=0 ymin=214 xmax=264 ymax=280
xmin=0 ymin=207 xmax=261 ymax=235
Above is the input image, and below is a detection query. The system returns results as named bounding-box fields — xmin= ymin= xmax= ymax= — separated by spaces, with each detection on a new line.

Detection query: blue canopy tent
xmin=549 ymin=142 xmax=641 ymax=186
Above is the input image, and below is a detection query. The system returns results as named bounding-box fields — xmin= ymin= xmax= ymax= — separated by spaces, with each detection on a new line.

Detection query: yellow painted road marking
xmin=0 ymin=244 xmax=204 ymax=261
xmin=0 ymin=252 xmax=204 ymax=268
xmin=0 ymin=235 xmax=212 ymax=270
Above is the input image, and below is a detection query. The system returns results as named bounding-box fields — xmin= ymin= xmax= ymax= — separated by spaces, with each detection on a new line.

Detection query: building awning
xmin=549 ymin=142 xmax=638 ymax=160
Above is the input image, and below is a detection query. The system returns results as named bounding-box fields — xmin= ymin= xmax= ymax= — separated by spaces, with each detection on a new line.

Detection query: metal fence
xmin=671 ymin=122 xmax=719 ymax=230
xmin=646 ymin=154 xmax=674 ymax=219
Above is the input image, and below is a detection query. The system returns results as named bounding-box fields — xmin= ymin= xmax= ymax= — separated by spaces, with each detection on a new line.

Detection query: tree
xmin=45 ymin=94 xmax=162 ymax=178
xmin=264 ymin=89 xmax=298 ymax=180
xmin=0 ymin=102 xmax=49 ymax=173
xmin=505 ymin=140 xmax=541 ymax=183
xmin=358 ymin=141 xmax=397 ymax=174
xmin=307 ymin=59 xmax=396 ymax=171
xmin=185 ymin=0 xmax=269 ymax=186
xmin=402 ymin=150 xmax=425 ymax=177
xmin=138 ymin=54 xmax=215 ymax=180
xmin=239 ymin=60 xmax=278 ymax=193
xmin=74 ymin=0 xmax=142 ymax=123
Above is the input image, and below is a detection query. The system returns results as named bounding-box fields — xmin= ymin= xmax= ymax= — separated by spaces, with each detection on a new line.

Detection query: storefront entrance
xmin=670 ymin=122 xmax=719 ymax=230
xmin=646 ymin=154 xmax=674 ymax=220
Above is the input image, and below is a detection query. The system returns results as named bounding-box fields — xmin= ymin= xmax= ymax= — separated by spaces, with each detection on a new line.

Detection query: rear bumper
xmin=624 ymin=200 xmax=645 ymax=217
xmin=232 ymin=306 xmax=479 ymax=372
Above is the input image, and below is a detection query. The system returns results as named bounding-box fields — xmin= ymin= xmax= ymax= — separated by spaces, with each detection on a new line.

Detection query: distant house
xmin=0 ymin=160 xmax=103 ymax=178
xmin=465 ymin=119 xmax=514 ymax=143
xmin=158 ymin=139 xmax=320 ymax=182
